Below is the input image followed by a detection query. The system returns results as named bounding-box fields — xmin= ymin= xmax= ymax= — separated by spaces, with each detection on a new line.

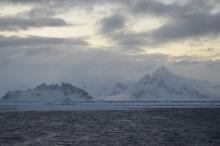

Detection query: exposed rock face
xmin=2 ymin=82 xmax=93 ymax=102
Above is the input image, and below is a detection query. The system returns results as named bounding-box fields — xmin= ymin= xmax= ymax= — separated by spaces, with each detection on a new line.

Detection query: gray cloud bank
xmin=0 ymin=17 xmax=70 ymax=31
xmin=1 ymin=0 xmax=220 ymax=47
xmin=0 ymin=0 xmax=220 ymax=95
xmin=0 ymin=36 xmax=88 ymax=48
xmin=98 ymin=0 xmax=220 ymax=48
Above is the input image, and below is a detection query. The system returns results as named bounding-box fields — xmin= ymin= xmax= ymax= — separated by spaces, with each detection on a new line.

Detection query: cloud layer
xmin=96 ymin=0 xmax=220 ymax=48
xmin=0 ymin=0 xmax=220 ymax=95
xmin=0 ymin=17 xmax=70 ymax=31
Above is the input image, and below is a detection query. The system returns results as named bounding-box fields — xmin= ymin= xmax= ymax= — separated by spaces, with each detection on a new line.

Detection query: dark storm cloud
xmin=97 ymin=0 xmax=220 ymax=49
xmin=1 ymin=0 xmax=220 ymax=48
xmin=130 ymin=0 xmax=220 ymax=45
xmin=110 ymin=32 xmax=148 ymax=50
xmin=0 ymin=36 xmax=88 ymax=48
xmin=98 ymin=13 xmax=148 ymax=49
xmin=0 ymin=0 xmax=116 ymax=8
xmin=149 ymin=13 xmax=220 ymax=44
xmin=98 ymin=14 xmax=146 ymax=50
xmin=99 ymin=12 xmax=151 ymax=49
xmin=0 ymin=17 xmax=70 ymax=31
xmin=132 ymin=0 xmax=180 ymax=16
xmin=99 ymin=14 xmax=125 ymax=34
xmin=116 ymin=33 xmax=146 ymax=49
xmin=0 ymin=0 xmax=215 ymax=15
xmin=131 ymin=0 xmax=215 ymax=16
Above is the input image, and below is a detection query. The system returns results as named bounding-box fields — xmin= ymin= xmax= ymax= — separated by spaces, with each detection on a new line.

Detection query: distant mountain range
xmin=1 ymin=67 xmax=219 ymax=102
xmin=101 ymin=66 xmax=217 ymax=101
xmin=1 ymin=82 xmax=92 ymax=103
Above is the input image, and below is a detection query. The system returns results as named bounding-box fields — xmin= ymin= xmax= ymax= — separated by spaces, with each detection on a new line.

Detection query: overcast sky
xmin=0 ymin=0 xmax=220 ymax=95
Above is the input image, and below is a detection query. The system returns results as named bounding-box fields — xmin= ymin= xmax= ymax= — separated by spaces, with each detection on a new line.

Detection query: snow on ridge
xmin=1 ymin=67 xmax=219 ymax=102
xmin=1 ymin=82 xmax=93 ymax=102
xmin=102 ymin=66 xmax=217 ymax=101
xmin=132 ymin=66 xmax=213 ymax=99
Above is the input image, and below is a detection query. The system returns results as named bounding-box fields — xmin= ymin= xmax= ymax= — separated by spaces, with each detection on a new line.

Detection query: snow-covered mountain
xmin=130 ymin=66 xmax=213 ymax=100
xmin=1 ymin=82 xmax=93 ymax=102
xmin=98 ymin=82 xmax=129 ymax=97
xmin=1 ymin=67 xmax=218 ymax=102
xmin=103 ymin=66 xmax=216 ymax=101
xmin=110 ymin=82 xmax=128 ymax=95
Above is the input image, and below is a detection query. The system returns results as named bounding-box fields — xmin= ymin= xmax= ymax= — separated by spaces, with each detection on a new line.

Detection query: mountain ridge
xmin=1 ymin=67 xmax=218 ymax=102
xmin=102 ymin=66 xmax=215 ymax=101
xmin=1 ymin=82 xmax=93 ymax=102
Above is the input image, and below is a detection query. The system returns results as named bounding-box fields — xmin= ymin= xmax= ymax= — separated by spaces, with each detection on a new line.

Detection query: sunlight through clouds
xmin=0 ymin=0 xmax=220 ymax=95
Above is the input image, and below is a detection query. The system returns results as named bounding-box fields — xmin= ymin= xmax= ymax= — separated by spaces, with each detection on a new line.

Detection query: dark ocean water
xmin=0 ymin=109 xmax=220 ymax=146
xmin=1 ymin=101 xmax=220 ymax=111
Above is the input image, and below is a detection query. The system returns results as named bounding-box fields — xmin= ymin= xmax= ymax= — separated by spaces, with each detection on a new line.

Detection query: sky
xmin=0 ymin=0 xmax=220 ymax=95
